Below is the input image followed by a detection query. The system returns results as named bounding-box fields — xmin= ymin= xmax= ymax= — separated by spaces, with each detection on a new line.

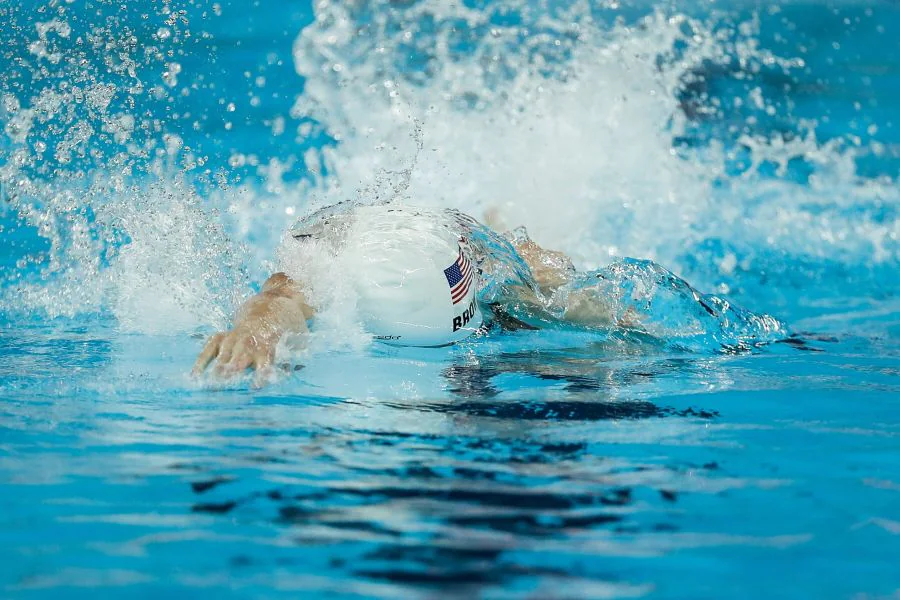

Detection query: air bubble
xmin=163 ymin=62 xmax=181 ymax=87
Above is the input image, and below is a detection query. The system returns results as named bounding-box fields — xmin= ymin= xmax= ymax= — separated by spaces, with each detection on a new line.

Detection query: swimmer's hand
xmin=514 ymin=238 xmax=575 ymax=291
xmin=192 ymin=273 xmax=313 ymax=385
xmin=508 ymin=235 xmax=638 ymax=331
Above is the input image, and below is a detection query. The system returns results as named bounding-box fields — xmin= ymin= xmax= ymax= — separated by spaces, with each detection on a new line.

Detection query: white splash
xmin=288 ymin=1 xmax=897 ymax=281
xmin=1 ymin=0 xmax=897 ymax=337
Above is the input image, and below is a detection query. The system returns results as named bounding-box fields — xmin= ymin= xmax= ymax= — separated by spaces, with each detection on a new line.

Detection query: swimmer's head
xmin=338 ymin=205 xmax=483 ymax=347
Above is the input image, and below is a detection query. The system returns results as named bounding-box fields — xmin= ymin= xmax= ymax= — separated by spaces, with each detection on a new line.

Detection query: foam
xmin=289 ymin=1 xmax=897 ymax=280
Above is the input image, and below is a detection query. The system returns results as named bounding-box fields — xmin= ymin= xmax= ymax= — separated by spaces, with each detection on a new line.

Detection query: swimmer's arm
xmin=558 ymin=289 xmax=620 ymax=327
xmin=192 ymin=273 xmax=314 ymax=378
xmin=507 ymin=284 xmax=619 ymax=329
xmin=512 ymin=239 xmax=633 ymax=329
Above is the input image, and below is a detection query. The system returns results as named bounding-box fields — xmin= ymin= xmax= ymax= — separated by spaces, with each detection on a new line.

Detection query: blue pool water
xmin=1 ymin=0 xmax=899 ymax=598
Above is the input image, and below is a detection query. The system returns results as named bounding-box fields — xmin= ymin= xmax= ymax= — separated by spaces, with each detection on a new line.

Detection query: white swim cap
xmin=341 ymin=205 xmax=483 ymax=347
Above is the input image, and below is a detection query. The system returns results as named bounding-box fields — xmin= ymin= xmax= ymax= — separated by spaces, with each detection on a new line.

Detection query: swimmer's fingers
xmin=252 ymin=363 xmax=275 ymax=388
xmin=192 ymin=333 xmax=226 ymax=375
xmin=251 ymin=346 xmax=276 ymax=388
xmin=214 ymin=332 xmax=243 ymax=374
xmin=253 ymin=348 xmax=275 ymax=372
xmin=222 ymin=334 xmax=272 ymax=375
xmin=224 ymin=333 xmax=267 ymax=373
xmin=226 ymin=349 xmax=254 ymax=374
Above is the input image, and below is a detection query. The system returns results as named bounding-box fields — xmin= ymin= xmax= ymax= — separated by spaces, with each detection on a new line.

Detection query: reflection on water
xmin=1 ymin=326 xmax=897 ymax=597
xmin=177 ymin=377 xmax=718 ymax=592
xmin=3 ymin=334 xmax=737 ymax=596
xmin=441 ymin=345 xmax=720 ymax=422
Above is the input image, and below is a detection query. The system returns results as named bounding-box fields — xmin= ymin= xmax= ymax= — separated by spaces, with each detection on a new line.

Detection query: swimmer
xmin=192 ymin=202 xmax=786 ymax=381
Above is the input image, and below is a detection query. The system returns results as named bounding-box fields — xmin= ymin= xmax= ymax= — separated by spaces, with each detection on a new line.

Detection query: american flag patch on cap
xmin=443 ymin=249 xmax=473 ymax=305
